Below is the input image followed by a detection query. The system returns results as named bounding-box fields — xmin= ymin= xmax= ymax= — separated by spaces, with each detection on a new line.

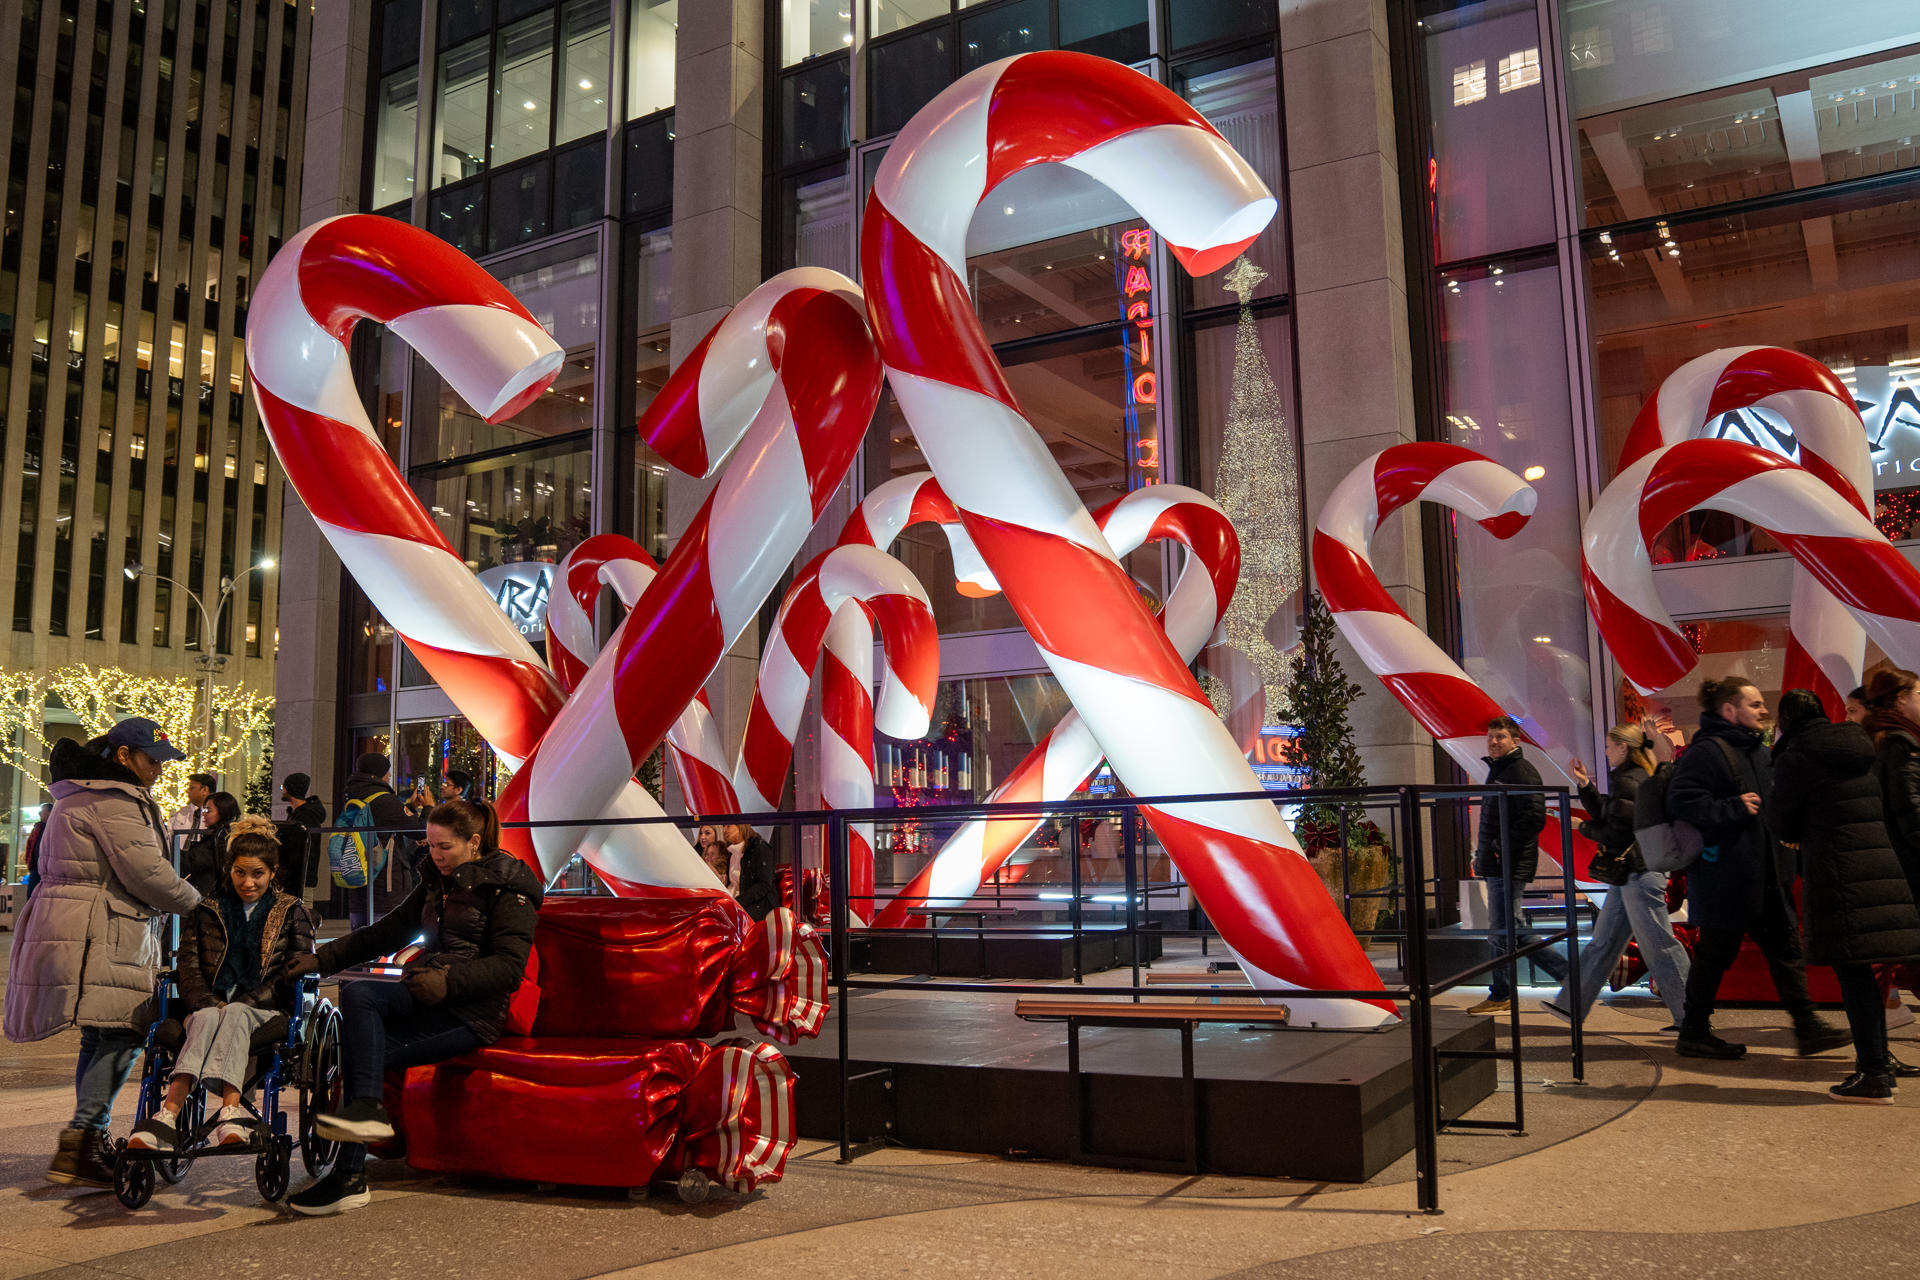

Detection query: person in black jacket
xmin=284 ymin=798 xmax=542 ymax=1216
xmin=1772 ymin=688 xmax=1920 ymax=1102
xmin=1468 ymin=717 xmax=1569 ymax=1016
xmin=1862 ymin=668 xmax=1920 ymax=1038
xmin=126 ymin=816 xmax=318 ymax=1151
xmin=338 ymin=752 xmax=419 ymax=931
xmin=1543 ymin=723 xmax=1691 ymax=1028
xmin=179 ymin=790 xmax=240 ymax=896
xmin=724 ymin=822 xmax=779 ymax=921
xmin=276 ymin=772 xmax=327 ymax=896
xmin=1668 ymin=677 xmax=1848 ymax=1061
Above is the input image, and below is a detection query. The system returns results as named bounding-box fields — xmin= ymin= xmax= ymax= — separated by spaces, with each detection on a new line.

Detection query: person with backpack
xmin=281 ymin=798 xmax=542 ymax=1215
xmin=1542 ymin=723 xmax=1691 ymax=1029
xmin=1466 ymin=716 xmax=1569 ymax=1016
xmin=336 ymin=753 xmax=414 ymax=932
xmin=1667 ymin=677 xmax=1849 ymax=1061
xmin=1771 ymin=688 xmax=1920 ymax=1103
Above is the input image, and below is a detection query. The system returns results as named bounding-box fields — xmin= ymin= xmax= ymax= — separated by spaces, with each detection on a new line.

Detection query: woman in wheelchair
xmin=127 ymin=816 xmax=316 ymax=1152
xmin=281 ymin=797 xmax=542 ymax=1216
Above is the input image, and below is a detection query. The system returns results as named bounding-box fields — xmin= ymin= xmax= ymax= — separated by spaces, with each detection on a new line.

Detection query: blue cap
xmin=103 ymin=717 xmax=187 ymax=764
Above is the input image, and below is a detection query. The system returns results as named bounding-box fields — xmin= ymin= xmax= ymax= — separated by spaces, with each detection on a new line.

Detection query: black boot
xmin=1795 ymin=1019 xmax=1852 ymax=1057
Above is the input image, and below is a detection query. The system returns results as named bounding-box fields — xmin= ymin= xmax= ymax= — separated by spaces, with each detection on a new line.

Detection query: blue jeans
xmin=1552 ymin=870 xmax=1691 ymax=1024
xmin=335 ymin=978 xmax=479 ymax=1174
xmin=1486 ymin=869 xmax=1569 ymax=1000
xmin=72 ymin=1025 xmax=144 ymax=1131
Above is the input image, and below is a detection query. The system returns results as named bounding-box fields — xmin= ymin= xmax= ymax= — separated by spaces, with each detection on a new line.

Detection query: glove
xmin=284 ymin=952 xmax=321 ymax=978
xmin=403 ymin=966 xmax=450 ymax=1005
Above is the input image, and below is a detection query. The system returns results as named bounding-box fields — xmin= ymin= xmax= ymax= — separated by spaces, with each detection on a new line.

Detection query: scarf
xmin=727 ymin=841 xmax=745 ymax=896
xmin=1866 ymin=708 xmax=1920 ymax=749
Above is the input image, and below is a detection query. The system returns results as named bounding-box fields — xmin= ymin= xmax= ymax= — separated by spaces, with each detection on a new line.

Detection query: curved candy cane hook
xmin=1605 ymin=347 xmax=1872 ymax=714
xmin=1588 ymin=440 xmax=1920 ymax=683
xmin=863 ymin=51 xmax=1391 ymax=1024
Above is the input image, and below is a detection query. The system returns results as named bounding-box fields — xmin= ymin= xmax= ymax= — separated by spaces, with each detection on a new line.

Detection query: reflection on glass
xmin=489 ymin=161 xmax=550 ymax=249
xmin=373 ymin=68 xmax=418 ymax=208
xmin=967 ymin=222 xmax=1145 ymax=347
xmin=557 ymin=0 xmax=612 ymax=144
xmin=553 ymin=143 xmax=604 ymax=231
xmin=625 ymin=111 xmax=674 ymax=213
xmin=346 ymin=586 xmax=393 ymax=695
xmin=423 ymin=437 xmax=594 ymax=575
xmin=783 ymin=56 xmax=851 ymax=165
xmin=634 ymin=334 xmax=671 ymax=561
xmin=1421 ymin=0 xmax=1555 ymax=263
xmin=1180 ymin=52 xmax=1285 ymax=308
xmin=783 ymin=0 xmax=853 ymax=66
xmin=428 ymin=181 xmax=486 ymax=254
xmin=787 ymin=169 xmax=853 ymax=274
xmin=871 ymin=0 xmax=947 ymax=38
xmin=1169 ymin=0 xmax=1273 ymax=52
xmin=1584 ymin=177 xmax=1920 ymax=556
xmin=434 ymin=37 xmax=489 ymax=188
xmin=1059 ymin=0 xmax=1148 ymax=63
xmin=633 ymin=225 xmax=672 ymax=330
xmin=869 ymin=25 xmax=949 ymax=137
xmin=394 ymin=716 xmax=496 ymax=802
xmin=959 ymin=0 xmax=1046 ymax=74
xmin=1440 ymin=261 xmax=1593 ymax=762
xmin=628 ymin=0 xmax=677 ymax=118
xmin=492 ymin=13 xmax=556 ymax=168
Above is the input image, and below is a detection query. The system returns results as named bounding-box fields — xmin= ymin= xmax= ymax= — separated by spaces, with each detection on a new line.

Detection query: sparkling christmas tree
xmin=1213 ymin=256 xmax=1304 ymax=721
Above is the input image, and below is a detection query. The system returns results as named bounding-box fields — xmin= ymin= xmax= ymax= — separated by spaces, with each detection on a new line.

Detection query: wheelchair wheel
xmin=157 ymin=1091 xmax=203 ymax=1184
xmin=255 ymin=1138 xmax=291 ymax=1203
xmin=299 ymin=1001 xmax=343 ymax=1176
xmin=114 ymin=1147 xmax=155 ymax=1210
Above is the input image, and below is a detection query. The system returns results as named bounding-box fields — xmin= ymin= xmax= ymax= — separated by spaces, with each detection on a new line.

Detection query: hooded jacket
xmin=315 ymin=849 xmax=543 ymax=1044
xmin=1473 ymin=748 xmax=1546 ymax=884
xmin=3 ymin=738 xmax=202 ymax=1042
xmin=1771 ymin=719 xmax=1920 ymax=966
xmin=176 ymin=887 xmax=318 ymax=1013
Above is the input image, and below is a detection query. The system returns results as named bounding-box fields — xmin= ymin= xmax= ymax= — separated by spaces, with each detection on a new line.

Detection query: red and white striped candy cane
xmin=870 ymin=484 xmax=1239 ymax=929
xmin=248 ymin=216 xmax=567 ymax=765
xmin=1614 ymin=347 xmax=1872 ymax=713
xmin=732 ymin=545 xmax=940 ymax=814
xmin=1314 ymin=443 xmax=1547 ymax=779
xmin=496 ymin=270 xmax=883 ymax=878
xmin=840 ymin=472 xmax=999 ymax=594
xmin=1587 ymin=440 xmax=1920 ymax=684
xmin=864 ymin=51 xmax=1390 ymax=1025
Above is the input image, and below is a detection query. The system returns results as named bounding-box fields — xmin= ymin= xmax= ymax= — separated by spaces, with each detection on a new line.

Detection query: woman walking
xmin=1773 ymin=688 xmax=1920 ymax=1102
xmin=1543 ymin=723 xmax=1691 ymax=1029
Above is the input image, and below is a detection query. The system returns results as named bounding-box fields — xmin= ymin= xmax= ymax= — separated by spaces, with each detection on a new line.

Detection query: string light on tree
xmin=1212 ymin=255 xmax=1304 ymax=722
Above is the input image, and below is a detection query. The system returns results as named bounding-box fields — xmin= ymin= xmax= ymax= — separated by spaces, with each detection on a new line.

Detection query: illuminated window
xmin=1498 ymin=48 xmax=1539 ymax=94
xmin=1453 ymin=60 xmax=1486 ymax=107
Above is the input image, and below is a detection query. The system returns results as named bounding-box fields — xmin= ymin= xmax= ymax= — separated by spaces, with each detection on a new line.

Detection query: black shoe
xmin=1796 ymin=1022 xmax=1853 ymax=1057
xmin=46 ymin=1128 xmax=114 ymax=1188
xmin=1829 ymin=1071 xmax=1896 ymax=1104
xmin=1675 ymin=1031 xmax=1747 ymax=1060
xmin=1889 ymin=1056 xmax=1920 ymax=1079
xmin=286 ymin=1166 xmax=371 ymax=1216
xmin=313 ymin=1097 xmax=394 ymax=1144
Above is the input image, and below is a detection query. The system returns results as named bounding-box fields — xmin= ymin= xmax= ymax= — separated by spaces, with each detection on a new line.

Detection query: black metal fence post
xmin=1068 ymin=815 xmax=1083 ymax=984
xmin=1402 ymin=787 xmax=1441 ymax=1214
xmin=1498 ymin=790 xmax=1525 ymax=1135
xmin=1560 ymin=792 xmax=1585 ymax=1083
xmin=828 ymin=813 xmax=853 ymax=1164
xmin=1124 ymin=807 xmax=1140 ymax=1001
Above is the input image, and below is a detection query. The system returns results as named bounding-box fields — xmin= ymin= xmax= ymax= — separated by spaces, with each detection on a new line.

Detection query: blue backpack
xmin=329 ymin=790 xmax=392 ymax=889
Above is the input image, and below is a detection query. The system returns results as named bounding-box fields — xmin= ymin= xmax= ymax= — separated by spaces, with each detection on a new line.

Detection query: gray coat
xmin=3 ymin=738 xmax=201 ymax=1042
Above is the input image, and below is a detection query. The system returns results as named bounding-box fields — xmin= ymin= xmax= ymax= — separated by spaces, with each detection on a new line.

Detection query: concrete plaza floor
xmin=4 ymin=940 xmax=1919 ymax=1279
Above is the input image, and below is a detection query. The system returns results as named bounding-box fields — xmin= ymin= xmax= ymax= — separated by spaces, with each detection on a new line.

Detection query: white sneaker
xmin=1887 ymin=999 xmax=1915 ymax=1031
xmin=126 ymin=1109 xmax=181 ymax=1151
xmin=211 ymin=1104 xmax=252 ymax=1146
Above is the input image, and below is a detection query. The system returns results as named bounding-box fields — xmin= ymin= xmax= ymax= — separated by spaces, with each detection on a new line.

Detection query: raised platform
xmin=782 ymin=992 xmax=1495 ymax=1182
xmin=858 ymin=926 xmax=1163 ymax=980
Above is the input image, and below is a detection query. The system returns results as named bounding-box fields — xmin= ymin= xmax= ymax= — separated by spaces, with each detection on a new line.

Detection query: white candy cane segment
xmin=843 ymin=472 xmax=999 ymax=595
xmin=863 ymin=51 xmax=1391 ymax=1024
xmin=821 ymin=603 xmax=879 ymax=926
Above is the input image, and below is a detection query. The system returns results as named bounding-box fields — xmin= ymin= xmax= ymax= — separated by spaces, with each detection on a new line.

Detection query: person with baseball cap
xmin=3 ymin=717 xmax=202 ymax=1188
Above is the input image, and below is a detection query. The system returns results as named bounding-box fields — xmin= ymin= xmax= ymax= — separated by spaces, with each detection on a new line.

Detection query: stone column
xmin=275 ymin=0 xmax=372 ymax=830
xmin=663 ymin=0 xmax=767 ymax=811
xmin=1283 ymin=0 xmax=1434 ymax=786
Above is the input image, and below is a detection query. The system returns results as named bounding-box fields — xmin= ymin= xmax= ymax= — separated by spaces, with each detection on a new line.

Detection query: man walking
xmin=167 ymin=772 xmax=216 ymax=854
xmin=1668 ymin=677 xmax=1849 ymax=1060
xmin=1468 ymin=716 xmax=1570 ymax=1016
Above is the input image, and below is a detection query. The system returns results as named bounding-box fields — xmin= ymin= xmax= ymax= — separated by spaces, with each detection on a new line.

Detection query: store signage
xmin=1706 ymin=364 xmax=1920 ymax=492
xmin=476 ymin=561 xmax=553 ymax=640
xmin=1248 ymin=724 xmax=1308 ymax=792
xmin=1118 ymin=227 xmax=1161 ymax=490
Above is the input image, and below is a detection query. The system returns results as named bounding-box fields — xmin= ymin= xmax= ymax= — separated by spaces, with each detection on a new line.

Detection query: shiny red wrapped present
xmin=531 ymin=898 xmax=827 ymax=1044
xmin=391 ymin=1035 xmax=796 ymax=1190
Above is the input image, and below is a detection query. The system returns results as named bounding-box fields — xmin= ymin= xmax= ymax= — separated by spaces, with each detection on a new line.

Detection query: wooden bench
xmin=1013 ymin=998 xmax=1292 ymax=1173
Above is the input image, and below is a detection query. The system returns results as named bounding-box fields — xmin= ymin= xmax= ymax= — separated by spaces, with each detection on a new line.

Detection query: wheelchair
xmin=112 ymin=970 xmax=344 ymax=1209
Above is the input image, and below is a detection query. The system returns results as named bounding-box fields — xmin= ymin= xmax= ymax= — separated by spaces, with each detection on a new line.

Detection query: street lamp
xmin=124 ymin=558 xmax=277 ymax=753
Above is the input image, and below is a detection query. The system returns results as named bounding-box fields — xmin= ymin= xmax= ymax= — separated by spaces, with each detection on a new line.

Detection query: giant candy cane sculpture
xmin=1314 ymin=443 xmax=1543 ymax=779
xmin=1613 ymin=347 xmax=1873 ymax=714
xmin=863 ymin=51 xmax=1392 ymax=1025
xmin=493 ymin=269 xmax=884 ymax=876
xmin=248 ymin=217 xmax=713 ymax=895
xmin=1586 ymin=440 xmax=1920 ymax=681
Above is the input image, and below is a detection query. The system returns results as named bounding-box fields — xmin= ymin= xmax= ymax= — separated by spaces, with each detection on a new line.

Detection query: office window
xmin=435 ymin=36 xmax=489 ymax=188
xmin=373 ymin=67 xmax=419 ymax=207
xmin=558 ymin=0 xmax=611 ymax=144
xmin=492 ymin=12 xmax=556 ymax=169
xmin=629 ymin=0 xmax=677 ymax=118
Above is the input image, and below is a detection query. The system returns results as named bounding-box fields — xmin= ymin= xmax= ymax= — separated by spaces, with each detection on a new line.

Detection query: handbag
xmin=1585 ymin=840 xmax=1633 ymax=887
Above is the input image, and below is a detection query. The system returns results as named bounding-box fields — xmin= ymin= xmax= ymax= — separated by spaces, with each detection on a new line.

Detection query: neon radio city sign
xmin=1118 ymin=227 xmax=1161 ymax=490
